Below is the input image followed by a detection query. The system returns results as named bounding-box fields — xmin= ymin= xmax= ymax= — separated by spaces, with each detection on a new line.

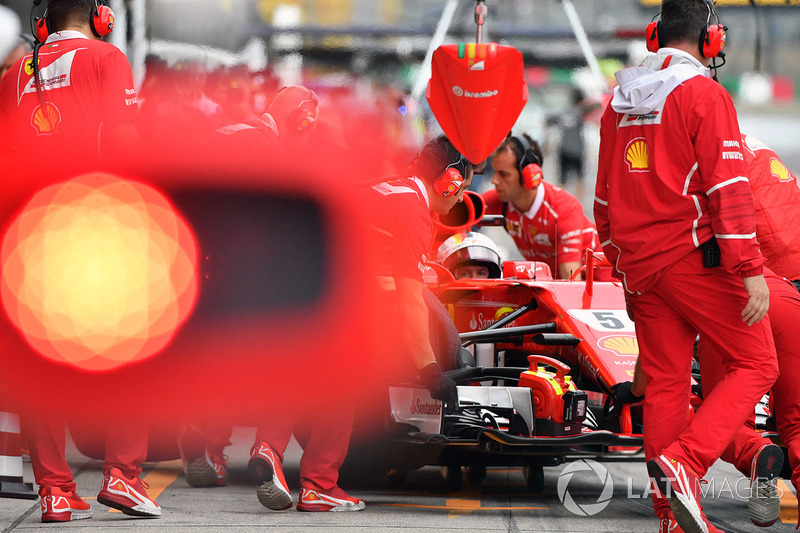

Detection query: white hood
xmin=0 ymin=5 xmax=21 ymax=63
xmin=611 ymin=48 xmax=711 ymax=115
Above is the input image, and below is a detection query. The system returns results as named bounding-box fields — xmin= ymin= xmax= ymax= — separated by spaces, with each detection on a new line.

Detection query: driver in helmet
xmin=437 ymin=232 xmax=503 ymax=280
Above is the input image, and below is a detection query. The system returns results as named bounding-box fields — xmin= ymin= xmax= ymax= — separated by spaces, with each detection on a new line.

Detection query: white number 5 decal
xmin=568 ymin=309 xmax=635 ymax=332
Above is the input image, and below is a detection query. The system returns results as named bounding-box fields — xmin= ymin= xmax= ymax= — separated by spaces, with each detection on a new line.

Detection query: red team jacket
xmin=483 ymin=182 xmax=599 ymax=275
xmin=369 ymin=177 xmax=434 ymax=282
xmin=595 ymin=49 xmax=763 ymax=294
xmin=0 ymin=31 xmax=138 ymax=161
xmin=741 ymin=134 xmax=800 ymax=280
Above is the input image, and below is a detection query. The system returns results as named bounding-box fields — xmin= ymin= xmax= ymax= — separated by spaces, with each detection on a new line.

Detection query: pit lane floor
xmin=2 ymin=427 xmax=797 ymax=532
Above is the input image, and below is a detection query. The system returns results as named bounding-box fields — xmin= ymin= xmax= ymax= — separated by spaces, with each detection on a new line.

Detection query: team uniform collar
xmin=656 ymin=47 xmax=710 ymax=75
xmin=410 ymin=176 xmax=430 ymax=209
xmin=45 ymin=31 xmax=91 ymax=44
xmin=509 ymin=182 xmax=545 ymax=218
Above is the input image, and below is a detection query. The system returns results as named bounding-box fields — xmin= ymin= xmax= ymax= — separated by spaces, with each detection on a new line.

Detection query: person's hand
xmin=742 ymin=274 xmax=770 ymax=326
xmin=611 ymin=381 xmax=644 ymax=405
xmin=419 ymin=362 xmax=457 ymax=402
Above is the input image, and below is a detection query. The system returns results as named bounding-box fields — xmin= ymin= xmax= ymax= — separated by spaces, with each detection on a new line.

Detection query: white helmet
xmin=0 ymin=5 xmax=21 ymax=65
xmin=437 ymin=232 xmax=502 ymax=279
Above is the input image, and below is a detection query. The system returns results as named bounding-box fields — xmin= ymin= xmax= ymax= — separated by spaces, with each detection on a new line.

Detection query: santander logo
xmin=410 ymin=399 xmax=442 ymax=416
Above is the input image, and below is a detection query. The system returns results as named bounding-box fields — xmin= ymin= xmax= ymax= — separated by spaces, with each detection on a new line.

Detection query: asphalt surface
xmin=2 ymin=426 xmax=798 ymax=532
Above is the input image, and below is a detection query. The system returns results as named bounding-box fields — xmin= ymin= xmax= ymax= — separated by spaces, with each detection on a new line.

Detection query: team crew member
xmin=594 ymin=1 xmax=778 ymax=531
xmin=177 ymin=87 xmax=322 ymax=491
xmin=244 ymin=137 xmax=472 ymax=514
xmin=739 ymin=134 xmax=800 ymax=281
xmin=697 ymin=137 xmax=800 ymax=528
xmin=369 ymin=136 xmax=474 ymax=388
xmin=482 ymin=133 xmax=599 ymax=279
xmin=216 ymin=85 xmax=319 ymax=149
xmin=618 ymin=136 xmax=800 ymax=529
xmin=0 ymin=0 xmax=139 ymax=168
xmin=0 ymin=0 xmax=159 ymax=522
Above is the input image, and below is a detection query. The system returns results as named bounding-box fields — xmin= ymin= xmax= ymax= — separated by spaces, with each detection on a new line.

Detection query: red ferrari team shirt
xmin=368 ymin=177 xmax=434 ymax=282
xmin=595 ymin=50 xmax=763 ymax=294
xmin=0 ymin=31 xmax=138 ymax=161
xmin=742 ymin=134 xmax=800 ymax=280
xmin=483 ymin=181 xmax=599 ymax=274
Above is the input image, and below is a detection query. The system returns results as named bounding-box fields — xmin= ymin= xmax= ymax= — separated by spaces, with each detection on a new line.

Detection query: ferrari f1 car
xmin=342 ymin=193 xmax=657 ymax=490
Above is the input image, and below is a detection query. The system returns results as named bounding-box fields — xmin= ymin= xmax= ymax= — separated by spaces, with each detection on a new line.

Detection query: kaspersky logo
xmin=31 ymin=102 xmax=61 ymax=135
xmin=451 ymin=85 xmax=499 ymax=99
xmin=625 ymin=137 xmax=649 ymax=172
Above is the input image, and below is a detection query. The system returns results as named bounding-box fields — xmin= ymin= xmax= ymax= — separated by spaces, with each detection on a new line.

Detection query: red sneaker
xmin=40 ymin=486 xmax=92 ymax=523
xmin=247 ymin=442 xmax=292 ymax=510
xmin=748 ymin=443 xmax=783 ymax=527
xmin=297 ymin=485 xmax=365 ymax=512
xmin=97 ymin=467 xmax=161 ymax=517
xmin=211 ymin=455 xmax=229 ymax=487
xmin=648 ymin=455 xmax=709 ymax=533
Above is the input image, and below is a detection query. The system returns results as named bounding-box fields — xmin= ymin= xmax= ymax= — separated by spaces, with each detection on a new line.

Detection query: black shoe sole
xmin=755 ymin=444 xmax=784 ymax=480
xmin=247 ymin=455 xmax=274 ymax=485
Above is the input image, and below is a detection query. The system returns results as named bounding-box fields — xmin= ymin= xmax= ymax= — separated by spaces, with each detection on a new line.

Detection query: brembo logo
xmin=410 ymin=399 xmax=442 ymax=416
xmin=451 ymin=85 xmax=498 ymax=99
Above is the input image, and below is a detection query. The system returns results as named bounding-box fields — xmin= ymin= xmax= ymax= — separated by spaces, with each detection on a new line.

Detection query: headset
xmin=433 ymin=157 xmax=467 ymax=198
xmin=646 ymin=0 xmax=726 ymax=61
xmin=509 ymin=135 xmax=543 ymax=189
xmin=285 ymin=89 xmax=319 ymax=133
xmin=34 ymin=0 xmax=115 ymax=44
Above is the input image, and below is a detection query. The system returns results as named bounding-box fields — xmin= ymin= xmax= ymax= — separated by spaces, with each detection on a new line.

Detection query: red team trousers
xmin=629 ymin=251 xmax=778 ymax=514
xmin=256 ymin=403 xmax=355 ymax=491
xmin=699 ymin=275 xmax=800 ymax=492
xmin=21 ymin=416 xmax=147 ymax=491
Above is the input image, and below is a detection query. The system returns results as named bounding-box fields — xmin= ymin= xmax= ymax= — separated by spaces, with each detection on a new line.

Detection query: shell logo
xmin=494 ymin=307 xmax=514 ymax=321
xmin=599 ymin=335 xmax=639 ymax=356
xmin=770 ymin=157 xmax=792 ymax=182
xmin=1 ymin=173 xmax=198 ymax=371
xmin=31 ymin=102 xmax=61 ymax=135
xmin=625 ymin=138 xmax=649 ymax=172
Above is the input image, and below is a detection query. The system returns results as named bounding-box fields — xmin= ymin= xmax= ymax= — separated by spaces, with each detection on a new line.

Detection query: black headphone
xmin=509 ymin=135 xmax=543 ymax=190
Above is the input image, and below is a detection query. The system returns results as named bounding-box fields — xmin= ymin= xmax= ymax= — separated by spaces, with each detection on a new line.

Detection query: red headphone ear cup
xmin=434 ymin=168 xmax=465 ymax=197
xmin=645 ymin=21 xmax=661 ymax=53
xmin=92 ymin=5 xmax=115 ymax=37
xmin=36 ymin=17 xmax=50 ymax=44
xmin=521 ymin=164 xmax=542 ymax=189
xmin=701 ymin=24 xmax=726 ymax=58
